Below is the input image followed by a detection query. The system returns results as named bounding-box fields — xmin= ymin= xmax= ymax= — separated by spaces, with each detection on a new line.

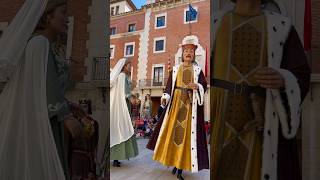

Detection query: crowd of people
xmin=130 ymin=94 xmax=165 ymax=138
xmin=131 ymin=94 xmax=211 ymax=140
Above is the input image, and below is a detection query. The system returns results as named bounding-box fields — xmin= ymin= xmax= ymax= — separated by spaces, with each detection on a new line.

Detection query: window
xmin=115 ymin=6 xmax=120 ymax=15
xmin=125 ymin=45 xmax=134 ymax=56
xmin=111 ymin=7 xmax=115 ymax=15
xmin=153 ymin=66 xmax=164 ymax=86
xmin=0 ymin=31 xmax=3 ymax=38
xmin=184 ymin=7 xmax=198 ymax=24
xmin=153 ymin=37 xmax=166 ymax=53
xmin=110 ymin=45 xmax=115 ymax=59
xmin=128 ymin=24 xmax=136 ymax=32
xmin=157 ymin=16 xmax=165 ymax=27
xmin=155 ymin=13 xmax=167 ymax=29
xmin=110 ymin=27 xmax=116 ymax=35
xmin=124 ymin=42 xmax=135 ymax=57
xmin=155 ymin=40 xmax=164 ymax=51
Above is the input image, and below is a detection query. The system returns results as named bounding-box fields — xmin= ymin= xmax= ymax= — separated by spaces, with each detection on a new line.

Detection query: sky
xmin=132 ymin=0 xmax=146 ymax=9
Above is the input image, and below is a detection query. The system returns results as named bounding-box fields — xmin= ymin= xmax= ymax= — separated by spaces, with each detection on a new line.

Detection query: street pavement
xmin=110 ymin=138 xmax=210 ymax=180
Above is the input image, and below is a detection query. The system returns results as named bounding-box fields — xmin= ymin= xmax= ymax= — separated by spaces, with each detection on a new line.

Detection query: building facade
xmin=110 ymin=0 xmax=210 ymax=119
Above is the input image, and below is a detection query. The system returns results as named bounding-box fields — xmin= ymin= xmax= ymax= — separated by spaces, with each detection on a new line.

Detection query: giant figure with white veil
xmin=107 ymin=58 xmax=139 ymax=168
xmin=0 ymin=0 xmax=82 ymax=179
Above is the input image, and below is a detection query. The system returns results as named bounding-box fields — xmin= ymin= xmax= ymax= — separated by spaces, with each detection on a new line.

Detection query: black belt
xmin=176 ymin=86 xmax=193 ymax=92
xmin=211 ymin=79 xmax=265 ymax=97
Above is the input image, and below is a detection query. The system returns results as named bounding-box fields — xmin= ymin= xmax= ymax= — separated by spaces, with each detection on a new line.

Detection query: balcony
xmin=92 ymin=57 xmax=108 ymax=81
xmin=137 ymin=76 xmax=210 ymax=89
xmin=138 ymin=78 xmax=168 ymax=89
xmin=91 ymin=57 xmax=109 ymax=88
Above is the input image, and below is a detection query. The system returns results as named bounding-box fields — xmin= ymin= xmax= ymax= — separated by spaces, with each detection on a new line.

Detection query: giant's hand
xmin=254 ymin=67 xmax=285 ymax=89
xmin=188 ymin=83 xmax=199 ymax=90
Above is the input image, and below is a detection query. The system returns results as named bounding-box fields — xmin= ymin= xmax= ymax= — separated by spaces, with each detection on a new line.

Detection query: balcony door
xmin=153 ymin=66 xmax=163 ymax=86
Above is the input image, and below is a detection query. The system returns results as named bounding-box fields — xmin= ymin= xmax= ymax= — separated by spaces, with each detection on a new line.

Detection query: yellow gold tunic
xmin=211 ymin=12 xmax=267 ymax=180
xmin=153 ymin=65 xmax=194 ymax=171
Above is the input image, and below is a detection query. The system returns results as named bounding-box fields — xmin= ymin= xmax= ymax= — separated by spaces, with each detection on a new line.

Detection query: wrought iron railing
xmin=92 ymin=57 xmax=108 ymax=80
xmin=137 ymin=77 xmax=210 ymax=88
xmin=138 ymin=78 xmax=168 ymax=88
xmin=138 ymin=77 xmax=210 ymax=88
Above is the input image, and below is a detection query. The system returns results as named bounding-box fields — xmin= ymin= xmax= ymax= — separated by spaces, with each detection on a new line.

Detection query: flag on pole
xmin=187 ymin=4 xmax=198 ymax=21
xmin=304 ymin=0 xmax=312 ymax=51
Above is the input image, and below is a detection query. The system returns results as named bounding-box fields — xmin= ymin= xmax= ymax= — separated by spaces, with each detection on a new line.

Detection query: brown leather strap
xmin=211 ymin=79 xmax=265 ymax=97
xmin=175 ymin=86 xmax=192 ymax=92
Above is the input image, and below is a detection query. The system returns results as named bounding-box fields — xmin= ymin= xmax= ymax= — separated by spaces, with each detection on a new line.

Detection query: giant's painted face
xmin=182 ymin=48 xmax=195 ymax=63
xmin=181 ymin=44 xmax=197 ymax=63
xmin=124 ymin=62 xmax=132 ymax=73
xmin=47 ymin=4 xmax=68 ymax=34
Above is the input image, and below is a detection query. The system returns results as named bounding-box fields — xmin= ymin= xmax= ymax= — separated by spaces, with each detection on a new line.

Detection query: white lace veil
xmin=0 ymin=0 xmax=48 ymax=81
xmin=0 ymin=1 xmax=67 ymax=179
xmin=110 ymin=58 xmax=129 ymax=88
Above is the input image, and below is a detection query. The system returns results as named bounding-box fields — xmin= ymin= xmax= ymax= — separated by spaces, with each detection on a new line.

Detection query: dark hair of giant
xmin=35 ymin=2 xmax=66 ymax=31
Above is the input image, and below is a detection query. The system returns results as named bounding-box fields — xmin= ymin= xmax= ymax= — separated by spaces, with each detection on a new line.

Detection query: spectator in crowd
xmin=142 ymin=94 xmax=153 ymax=119
xmin=157 ymin=98 xmax=166 ymax=120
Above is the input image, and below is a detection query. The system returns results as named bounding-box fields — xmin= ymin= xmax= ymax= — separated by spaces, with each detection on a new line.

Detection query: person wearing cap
xmin=210 ymin=0 xmax=310 ymax=180
xmin=147 ymin=42 xmax=209 ymax=180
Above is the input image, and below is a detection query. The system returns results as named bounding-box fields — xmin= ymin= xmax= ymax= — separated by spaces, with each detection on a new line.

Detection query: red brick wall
xmin=111 ymin=11 xmax=145 ymax=33
xmin=110 ymin=34 xmax=140 ymax=83
xmin=67 ymin=0 xmax=91 ymax=81
xmin=0 ymin=0 xmax=23 ymax=22
xmin=110 ymin=11 xmax=145 ymax=85
xmin=110 ymin=1 xmax=210 ymax=85
xmin=147 ymin=1 xmax=210 ymax=80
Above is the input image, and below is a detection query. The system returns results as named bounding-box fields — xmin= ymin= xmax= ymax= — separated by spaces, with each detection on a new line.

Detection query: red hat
xmin=182 ymin=43 xmax=198 ymax=50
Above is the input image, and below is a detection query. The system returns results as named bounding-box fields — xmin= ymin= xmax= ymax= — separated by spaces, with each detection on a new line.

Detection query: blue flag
xmin=187 ymin=4 xmax=198 ymax=21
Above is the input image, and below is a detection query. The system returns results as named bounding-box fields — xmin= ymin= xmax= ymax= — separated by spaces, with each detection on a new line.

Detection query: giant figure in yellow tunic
xmin=147 ymin=43 xmax=209 ymax=180
xmin=210 ymin=0 xmax=310 ymax=180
